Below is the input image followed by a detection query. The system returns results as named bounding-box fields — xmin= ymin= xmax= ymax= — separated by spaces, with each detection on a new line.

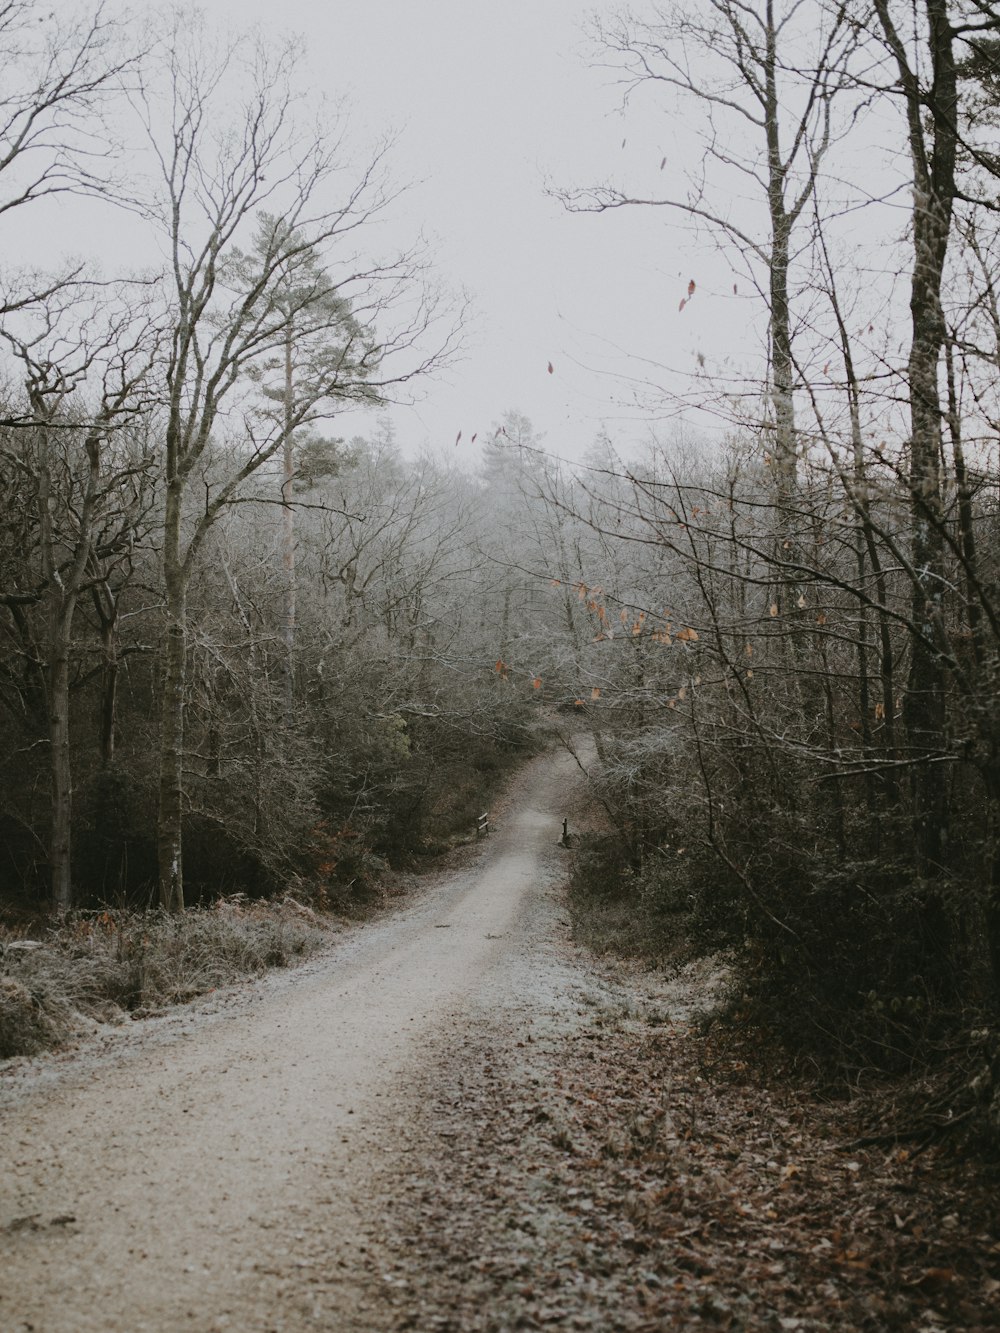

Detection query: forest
xmin=2 ymin=0 xmax=1000 ymax=1138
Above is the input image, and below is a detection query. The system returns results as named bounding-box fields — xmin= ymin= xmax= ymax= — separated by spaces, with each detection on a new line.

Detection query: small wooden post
xmin=560 ymin=818 xmax=570 ymax=847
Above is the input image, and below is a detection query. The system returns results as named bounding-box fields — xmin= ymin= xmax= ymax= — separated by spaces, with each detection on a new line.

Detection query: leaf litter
xmin=365 ymin=959 xmax=1000 ymax=1331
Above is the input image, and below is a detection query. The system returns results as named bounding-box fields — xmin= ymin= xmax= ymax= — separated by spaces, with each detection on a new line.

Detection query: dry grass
xmin=0 ymin=896 xmax=331 ymax=1060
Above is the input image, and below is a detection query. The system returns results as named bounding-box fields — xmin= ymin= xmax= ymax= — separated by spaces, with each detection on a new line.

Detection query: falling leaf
xmin=823 ymin=362 xmax=830 ymax=375
xmin=797 ymin=593 xmax=806 ymax=608
xmin=621 ymin=137 xmax=626 ymax=149
xmin=550 ymin=578 xmax=562 ymax=586
xmin=532 ymin=677 xmax=542 ymax=690
xmin=660 ymin=155 xmax=666 ymax=170
xmin=679 ymin=297 xmax=687 ymax=312
xmin=746 ymin=668 xmax=754 ymax=679
xmin=745 ymin=642 xmax=754 ymax=656
xmin=677 ymin=686 xmax=687 ymax=700
xmin=471 ymin=433 xmax=477 ymax=444
xmin=547 ymin=361 xmax=554 ymax=374
xmin=455 ymin=430 xmax=462 ymax=446
xmin=733 ymin=283 xmax=738 ymax=294
xmin=770 ymin=603 xmax=779 ymax=617
xmin=816 ymin=612 xmax=827 ymax=625
xmin=688 ymin=279 xmax=696 ymax=297
xmin=591 ymin=687 xmax=601 ymax=700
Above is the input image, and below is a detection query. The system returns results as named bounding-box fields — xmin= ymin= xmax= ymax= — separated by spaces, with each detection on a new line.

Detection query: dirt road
xmin=0 ymin=744 xmax=600 ymax=1332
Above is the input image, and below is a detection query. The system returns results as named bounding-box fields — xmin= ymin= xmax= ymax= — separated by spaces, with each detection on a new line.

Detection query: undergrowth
xmin=568 ymin=831 xmax=1000 ymax=1149
xmin=0 ymin=897 xmax=329 ymax=1060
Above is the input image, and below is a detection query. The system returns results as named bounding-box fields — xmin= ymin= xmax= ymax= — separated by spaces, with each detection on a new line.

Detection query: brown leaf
xmin=910 ymin=1267 xmax=956 ymax=1291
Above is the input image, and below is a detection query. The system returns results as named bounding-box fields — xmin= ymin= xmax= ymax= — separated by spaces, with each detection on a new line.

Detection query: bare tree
xmin=0 ymin=283 xmax=160 ymax=911
xmin=561 ymin=0 xmax=861 ymax=503
xmin=0 ymin=1 xmax=140 ymax=309
xmin=132 ymin=19 xmax=461 ymax=910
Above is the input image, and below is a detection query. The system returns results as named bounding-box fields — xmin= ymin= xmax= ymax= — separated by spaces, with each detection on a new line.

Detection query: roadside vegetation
xmin=0 ymin=898 xmax=330 ymax=1059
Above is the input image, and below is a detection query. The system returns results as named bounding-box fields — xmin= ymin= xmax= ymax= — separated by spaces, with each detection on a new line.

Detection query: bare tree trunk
xmin=281 ymin=326 xmax=296 ymax=718
xmin=157 ymin=482 xmax=186 ymax=912
xmin=36 ymin=430 xmax=100 ymax=913
xmin=91 ymin=578 xmax=120 ymax=768
xmin=47 ymin=626 xmax=73 ymax=915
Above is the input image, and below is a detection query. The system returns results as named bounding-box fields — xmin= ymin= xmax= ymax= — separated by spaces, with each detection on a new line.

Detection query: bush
xmin=0 ymin=898 xmax=330 ymax=1060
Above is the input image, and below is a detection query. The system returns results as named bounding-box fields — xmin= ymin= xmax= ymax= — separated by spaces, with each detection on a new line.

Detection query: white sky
xmin=10 ymin=1 xmax=901 ymax=465
xmin=192 ymin=0 xmax=754 ymax=461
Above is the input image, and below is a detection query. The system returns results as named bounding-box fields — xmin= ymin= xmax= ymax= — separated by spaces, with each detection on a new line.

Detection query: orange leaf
xmin=532 ymin=677 xmax=542 ymax=690
xmin=769 ymin=603 xmax=779 ymax=617
xmin=687 ymin=278 xmax=696 ymax=297
xmin=547 ymin=361 xmax=554 ymax=374
xmin=591 ymin=687 xmax=601 ymax=700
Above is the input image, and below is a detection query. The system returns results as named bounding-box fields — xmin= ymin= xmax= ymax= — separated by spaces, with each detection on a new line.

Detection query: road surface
xmin=0 ymin=743 xmax=596 ymax=1332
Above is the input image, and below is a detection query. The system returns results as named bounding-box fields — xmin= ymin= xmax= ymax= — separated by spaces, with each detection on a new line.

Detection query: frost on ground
xmin=1 ymin=739 xmax=998 ymax=1331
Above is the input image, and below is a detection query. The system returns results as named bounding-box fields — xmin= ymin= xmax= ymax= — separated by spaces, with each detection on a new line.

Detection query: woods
xmin=2 ymin=0 xmax=1000 ymax=1113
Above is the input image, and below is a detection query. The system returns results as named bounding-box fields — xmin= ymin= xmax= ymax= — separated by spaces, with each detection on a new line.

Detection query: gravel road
xmin=0 ymin=742 xmax=603 ymax=1332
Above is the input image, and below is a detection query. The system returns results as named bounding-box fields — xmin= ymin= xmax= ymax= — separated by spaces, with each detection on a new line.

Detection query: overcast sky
xmin=4 ymin=1 xmax=812 ymax=465
xmin=198 ymin=0 xmax=753 ymax=463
